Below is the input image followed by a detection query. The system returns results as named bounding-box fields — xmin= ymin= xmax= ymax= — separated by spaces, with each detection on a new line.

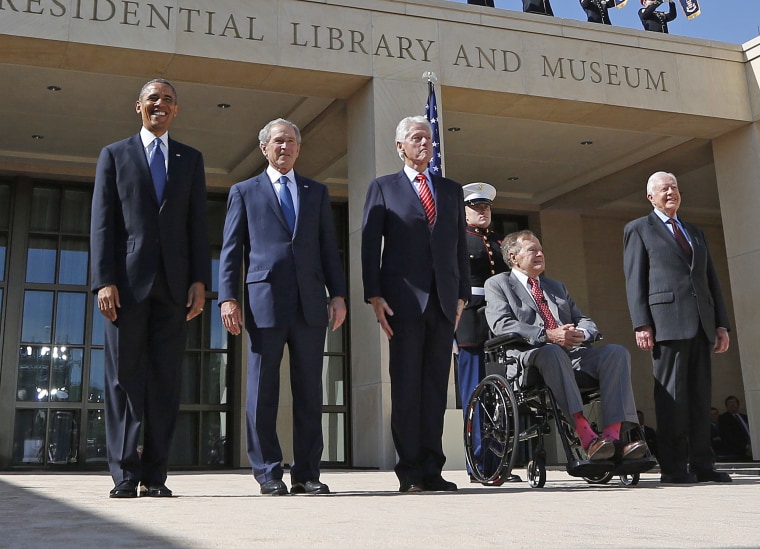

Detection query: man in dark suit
xmin=218 ymin=118 xmax=346 ymax=496
xmin=624 ymin=171 xmax=731 ymax=483
xmin=485 ymin=230 xmax=647 ymax=462
xmin=718 ymin=395 xmax=752 ymax=460
xmin=362 ymin=115 xmax=470 ymax=492
xmin=91 ymin=78 xmax=211 ymax=498
xmin=580 ymin=0 xmax=615 ymax=24
xmin=639 ymin=0 xmax=677 ymax=33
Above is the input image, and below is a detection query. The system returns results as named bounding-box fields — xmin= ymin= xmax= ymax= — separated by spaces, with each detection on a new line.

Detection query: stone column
xmin=346 ymin=77 xmax=430 ymax=469
xmin=712 ymin=123 xmax=760 ymax=460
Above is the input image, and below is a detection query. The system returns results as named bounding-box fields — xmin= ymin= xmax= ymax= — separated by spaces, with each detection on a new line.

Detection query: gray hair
xmin=138 ymin=78 xmax=177 ymax=101
xmin=258 ymin=118 xmax=302 ymax=146
xmin=501 ymin=230 xmax=538 ymax=267
xmin=395 ymin=116 xmax=432 ymax=160
xmin=646 ymin=171 xmax=677 ymax=194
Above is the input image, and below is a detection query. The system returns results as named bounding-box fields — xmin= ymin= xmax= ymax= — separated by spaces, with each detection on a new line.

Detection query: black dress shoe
xmin=109 ymin=480 xmax=138 ymax=499
xmin=145 ymin=484 xmax=173 ymax=497
xmin=423 ymin=476 xmax=458 ymax=492
xmin=505 ymin=473 xmax=523 ymax=482
xmin=399 ymin=483 xmax=425 ymax=493
xmin=660 ymin=473 xmax=698 ymax=484
xmin=290 ymin=480 xmax=330 ymax=494
xmin=260 ymin=479 xmax=289 ymax=496
xmin=694 ymin=469 xmax=732 ymax=483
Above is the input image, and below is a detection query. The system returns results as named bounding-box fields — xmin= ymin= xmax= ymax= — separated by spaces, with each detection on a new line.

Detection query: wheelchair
xmin=464 ymin=332 xmax=657 ymax=488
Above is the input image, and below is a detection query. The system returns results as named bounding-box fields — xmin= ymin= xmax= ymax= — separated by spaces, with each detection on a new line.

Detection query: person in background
xmin=362 ymin=116 xmax=470 ymax=493
xmin=581 ymin=0 xmax=615 ymax=24
xmin=91 ymin=78 xmax=211 ymax=499
xmin=624 ymin=171 xmax=731 ymax=484
xmin=455 ymin=183 xmax=521 ymax=483
xmin=218 ymin=118 xmax=347 ymax=496
xmin=718 ymin=395 xmax=752 ymax=460
xmin=639 ymin=0 xmax=677 ymax=33
xmin=467 ymin=0 xmax=495 ymax=6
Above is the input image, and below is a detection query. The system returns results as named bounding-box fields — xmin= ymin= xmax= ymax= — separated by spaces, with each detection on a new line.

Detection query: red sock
xmin=573 ymin=412 xmax=597 ymax=450
xmin=602 ymin=422 xmax=622 ymax=442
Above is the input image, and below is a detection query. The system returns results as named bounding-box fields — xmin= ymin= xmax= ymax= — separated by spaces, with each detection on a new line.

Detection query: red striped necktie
xmin=528 ymin=277 xmax=558 ymax=330
xmin=416 ymin=173 xmax=436 ymax=225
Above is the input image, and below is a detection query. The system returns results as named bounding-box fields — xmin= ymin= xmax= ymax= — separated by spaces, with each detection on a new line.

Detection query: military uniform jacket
xmin=455 ymin=226 xmax=508 ymax=347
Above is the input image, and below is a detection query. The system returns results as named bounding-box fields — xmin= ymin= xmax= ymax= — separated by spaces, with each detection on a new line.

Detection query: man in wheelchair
xmin=484 ymin=230 xmax=648 ymax=462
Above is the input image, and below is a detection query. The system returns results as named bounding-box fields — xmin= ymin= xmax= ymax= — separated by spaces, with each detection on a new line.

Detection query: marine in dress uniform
xmin=454 ymin=183 xmax=520 ymax=482
xmin=639 ymin=0 xmax=677 ymax=33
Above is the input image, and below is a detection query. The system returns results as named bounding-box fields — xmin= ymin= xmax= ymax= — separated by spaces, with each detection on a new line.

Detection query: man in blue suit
xmin=218 ymin=118 xmax=347 ymax=496
xmin=91 ymin=78 xmax=211 ymax=498
xmin=362 ymin=116 xmax=470 ymax=492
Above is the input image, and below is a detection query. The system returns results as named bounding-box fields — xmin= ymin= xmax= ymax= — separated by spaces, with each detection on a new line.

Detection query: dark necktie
xmin=149 ymin=137 xmax=166 ymax=202
xmin=528 ymin=278 xmax=558 ymax=330
xmin=416 ymin=173 xmax=436 ymax=225
xmin=668 ymin=218 xmax=692 ymax=261
xmin=278 ymin=175 xmax=296 ymax=233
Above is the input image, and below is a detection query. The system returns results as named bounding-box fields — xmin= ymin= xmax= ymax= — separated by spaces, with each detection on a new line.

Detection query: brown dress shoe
xmin=614 ymin=439 xmax=648 ymax=461
xmin=585 ymin=437 xmax=615 ymax=461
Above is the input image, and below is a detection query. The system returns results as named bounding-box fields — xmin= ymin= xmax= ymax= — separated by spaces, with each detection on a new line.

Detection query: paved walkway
xmin=1 ymin=466 xmax=758 ymax=548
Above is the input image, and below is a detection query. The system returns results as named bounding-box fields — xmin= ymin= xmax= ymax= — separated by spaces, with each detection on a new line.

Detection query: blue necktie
xmin=278 ymin=175 xmax=296 ymax=233
xmin=150 ymin=138 xmax=166 ymax=202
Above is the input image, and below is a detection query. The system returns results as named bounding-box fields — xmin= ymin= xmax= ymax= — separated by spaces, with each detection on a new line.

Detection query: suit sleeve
xmin=455 ymin=184 xmax=472 ymax=303
xmin=623 ymin=222 xmax=653 ymax=331
xmin=90 ymin=145 xmax=117 ymax=293
xmin=217 ymin=186 xmax=247 ymax=303
xmin=361 ymin=179 xmax=384 ymax=302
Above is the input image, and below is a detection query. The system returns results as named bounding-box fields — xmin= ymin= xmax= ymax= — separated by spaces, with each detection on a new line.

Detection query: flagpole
xmin=422 ymin=71 xmax=444 ymax=178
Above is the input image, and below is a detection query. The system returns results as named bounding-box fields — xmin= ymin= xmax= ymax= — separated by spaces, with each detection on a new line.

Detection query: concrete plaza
xmin=1 ymin=465 xmax=758 ymax=548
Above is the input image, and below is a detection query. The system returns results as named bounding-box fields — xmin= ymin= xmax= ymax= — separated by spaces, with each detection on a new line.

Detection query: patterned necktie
xmin=278 ymin=175 xmax=296 ymax=233
xmin=149 ymin=138 xmax=166 ymax=202
xmin=416 ymin=173 xmax=436 ymax=226
xmin=528 ymin=277 xmax=558 ymax=330
xmin=668 ymin=218 xmax=692 ymax=261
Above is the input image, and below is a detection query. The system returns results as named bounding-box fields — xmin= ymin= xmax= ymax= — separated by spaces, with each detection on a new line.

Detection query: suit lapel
xmin=509 ymin=272 xmax=541 ymax=319
xmin=649 ymin=212 xmax=690 ymax=264
xmin=129 ymin=134 xmax=160 ymax=205
xmin=401 ymin=170 xmax=428 ymax=223
xmin=259 ymin=172 xmax=291 ymax=233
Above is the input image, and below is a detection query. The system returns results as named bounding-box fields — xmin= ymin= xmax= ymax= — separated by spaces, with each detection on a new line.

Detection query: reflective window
xmin=170 ymin=413 xmax=198 ymax=466
xmin=12 ymin=410 xmax=47 ymax=464
xmin=60 ymin=189 xmax=91 ymax=234
xmin=47 ymin=410 xmax=80 ymax=464
xmin=29 ymin=187 xmax=61 ymax=232
xmin=0 ymin=234 xmax=6 ymax=281
xmin=85 ymin=410 xmax=107 ymax=464
xmin=54 ymin=292 xmax=86 ymax=345
xmin=322 ymin=412 xmax=345 ymax=462
xmin=59 ymin=238 xmax=88 ymax=285
xmin=21 ymin=291 xmax=54 ymax=343
xmin=26 ymin=236 xmax=57 ymax=283
xmin=203 ymin=353 xmax=228 ymax=405
xmin=202 ymin=411 xmax=229 ymax=466
xmin=17 ymin=345 xmax=51 ymax=402
xmin=88 ymin=349 xmax=105 ymax=403
xmin=91 ymin=301 xmax=104 ymax=346
xmin=323 ymin=355 xmax=345 ymax=406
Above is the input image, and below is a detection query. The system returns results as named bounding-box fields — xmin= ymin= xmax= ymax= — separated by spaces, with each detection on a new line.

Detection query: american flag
xmin=425 ymin=80 xmax=443 ymax=176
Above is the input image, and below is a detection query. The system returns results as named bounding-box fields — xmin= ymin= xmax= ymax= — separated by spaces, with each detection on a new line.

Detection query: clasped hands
xmin=546 ymin=324 xmax=586 ymax=349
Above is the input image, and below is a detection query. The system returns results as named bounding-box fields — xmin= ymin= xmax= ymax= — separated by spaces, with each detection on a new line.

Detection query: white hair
xmin=646 ymin=171 xmax=677 ymax=194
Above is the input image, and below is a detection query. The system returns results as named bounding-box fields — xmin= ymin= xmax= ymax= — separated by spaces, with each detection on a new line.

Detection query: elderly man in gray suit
xmin=624 ymin=171 xmax=731 ymax=484
xmin=485 ymin=230 xmax=647 ymax=462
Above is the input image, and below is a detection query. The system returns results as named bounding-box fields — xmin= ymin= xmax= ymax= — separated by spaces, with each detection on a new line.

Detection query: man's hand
xmin=635 ymin=325 xmax=655 ymax=351
xmin=714 ymin=327 xmax=730 ymax=353
xmin=455 ymin=299 xmax=466 ymax=332
xmin=546 ymin=324 xmax=585 ymax=349
xmin=329 ymin=297 xmax=347 ymax=332
xmin=186 ymin=281 xmax=206 ymax=321
xmin=369 ymin=297 xmax=394 ymax=339
xmin=221 ymin=299 xmax=244 ymax=336
xmin=97 ymin=285 xmax=120 ymax=322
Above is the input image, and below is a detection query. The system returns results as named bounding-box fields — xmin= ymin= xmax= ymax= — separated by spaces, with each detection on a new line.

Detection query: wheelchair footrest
xmin=567 ymin=457 xmax=657 ymax=478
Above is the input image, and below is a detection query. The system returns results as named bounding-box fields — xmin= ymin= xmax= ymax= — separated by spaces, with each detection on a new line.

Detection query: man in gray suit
xmin=219 ymin=118 xmax=347 ymax=496
xmin=485 ymin=230 xmax=647 ymax=461
xmin=624 ymin=171 xmax=731 ymax=483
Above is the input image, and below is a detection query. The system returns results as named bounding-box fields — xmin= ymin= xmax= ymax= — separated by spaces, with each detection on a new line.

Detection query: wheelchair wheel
xmin=619 ymin=473 xmax=640 ymax=486
xmin=584 ymin=471 xmax=614 ymax=485
xmin=464 ymin=374 xmax=519 ymax=485
xmin=527 ymin=459 xmax=546 ymax=488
